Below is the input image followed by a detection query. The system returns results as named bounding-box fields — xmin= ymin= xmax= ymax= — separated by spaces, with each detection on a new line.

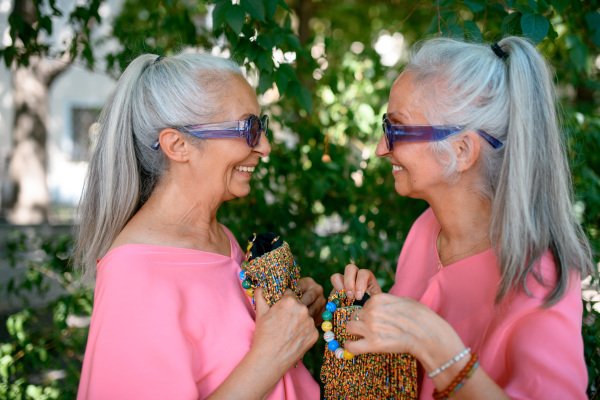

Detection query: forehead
xmin=216 ymin=74 xmax=260 ymax=120
xmin=387 ymin=73 xmax=429 ymax=124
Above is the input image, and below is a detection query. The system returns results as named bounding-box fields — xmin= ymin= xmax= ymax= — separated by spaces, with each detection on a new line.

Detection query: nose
xmin=375 ymin=134 xmax=390 ymax=158
xmin=254 ymin=131 xmax=271 ymax=157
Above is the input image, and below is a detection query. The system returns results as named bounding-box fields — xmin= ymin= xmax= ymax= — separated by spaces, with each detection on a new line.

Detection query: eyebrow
xmin=386 ymin=111 xmax=412 ymax=123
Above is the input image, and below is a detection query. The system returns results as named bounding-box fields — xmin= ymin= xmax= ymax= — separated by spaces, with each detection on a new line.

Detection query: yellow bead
xmin=246 ymin=288 xmax=254 ymax=297
xmin=321 ymin=321 xmax=333 ymax=331
xmin=343 ymin=350 xmax=354 ymax=360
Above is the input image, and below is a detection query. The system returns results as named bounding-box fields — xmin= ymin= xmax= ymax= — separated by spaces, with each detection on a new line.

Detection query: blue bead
xmin=322 ymin=310 xmax=333 ymax=321
xmin=238 ymin=271 xmax=245 ymax=280
xmin=328 ymin=340 xmax=340 ymax=351
xmin=326 ymin=302 xmax=337 ymax=312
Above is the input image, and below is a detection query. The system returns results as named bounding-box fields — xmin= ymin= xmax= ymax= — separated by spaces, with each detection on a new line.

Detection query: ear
xmin=158 ymin=128 xmax=192 ymax=163
xmin=453 ymin=131 xmax=481 ymax=172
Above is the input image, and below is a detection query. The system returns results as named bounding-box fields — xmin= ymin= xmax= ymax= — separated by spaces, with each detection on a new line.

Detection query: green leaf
xmin=550 ymin=0 xmax=570 ymax=14
xmin=464 ymin=0 xmax=486 ymax=13
xmin=536 ymin=0 xmax=550 ymax=13
xmin=265 ymin=0 xmax=278 ymax=19
xmin=520 ymin=13 xmax=549 ymax=44
xmin=443 ymin=24 xmax=465 ymax=40
xmin=257 ymin=51 xmax=273 ymax=71
xmin=286 ymin=34 xmax=302 ymax=52
xmin=258 ymin=71 xmax=273 ymax=93
xmin=241 ymin=0 xmax=265 ymax=22
xmin=226 ymin=5 xmax=246 ymax=35
xmin=502 ymin=12 xmax=521 ymax=35
xmin=585 ymin=12 xmax=600 ymax=48
xmin=275 ymin=68 xmax=289 ymax=94
xmin=514 ymin=0 xmax=534 ymax=13
xmin=464 ymin=20 xmax=482 ymax=42
xmin=298 ymin=86 xmax=313 ymax=114
xmin=212 ymin=0 xmax=231 ymax=30
xmin=278 ymin=0 xmax=290 ymax=12
xmin=257 ymin=34 xmax=274 ymax=50
xmin=565 ymin=34 xmax=587 ymax=73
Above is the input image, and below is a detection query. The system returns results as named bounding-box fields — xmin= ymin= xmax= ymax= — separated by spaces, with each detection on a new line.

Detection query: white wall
xmin=0 ymin=0 xmax=123 ymax=220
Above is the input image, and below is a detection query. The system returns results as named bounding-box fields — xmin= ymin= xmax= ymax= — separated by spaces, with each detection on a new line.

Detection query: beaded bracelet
xmin=321 ymin=299 xmax=356 ymax=360
xmin=432 ymin=353 xmax=479 ymax=400
xmin=427 ymin=347 xmax=471 ymax=378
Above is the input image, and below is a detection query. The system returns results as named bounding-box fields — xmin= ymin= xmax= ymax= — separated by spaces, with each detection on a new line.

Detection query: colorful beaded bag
xmin=238 ymin=232 xmax=302 ymax=307
xmin=320 ymin=291 xmax=418 ymax=399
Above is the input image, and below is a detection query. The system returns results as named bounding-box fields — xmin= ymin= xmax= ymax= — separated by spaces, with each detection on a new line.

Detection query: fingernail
xmin=347 ymin=291 xmax=354 ymax=299
xmin=356 ymin=291 xmax=363 ymax=300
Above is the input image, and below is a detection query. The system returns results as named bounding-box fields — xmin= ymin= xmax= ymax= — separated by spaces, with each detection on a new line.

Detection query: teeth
xmin=392 ymin=165 xmax=404 ymax=172
xmin=235 ymin=165 xmax=255 ymax=173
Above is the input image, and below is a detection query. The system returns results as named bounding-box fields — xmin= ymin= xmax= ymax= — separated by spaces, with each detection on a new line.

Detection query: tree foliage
xmin=1 ymin=0 xmax=599 ymax=397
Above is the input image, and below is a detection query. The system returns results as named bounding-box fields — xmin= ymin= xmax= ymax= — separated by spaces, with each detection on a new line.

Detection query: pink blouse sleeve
xmin=77 ymin=257 xmax=199 ymax=400
xmin=502 ymin=282 xmax=588 ymax=400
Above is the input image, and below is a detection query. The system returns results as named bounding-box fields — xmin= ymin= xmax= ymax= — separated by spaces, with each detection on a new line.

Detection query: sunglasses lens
xmin=382 ymin=118 xmax=392 ymax=150
xmin=248 ymin=116 xmax=261 ymax=147
xmin=261 ymin=115 xmax=269 ymax=137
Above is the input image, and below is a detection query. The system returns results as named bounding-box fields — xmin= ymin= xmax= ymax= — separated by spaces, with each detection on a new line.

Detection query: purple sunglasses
xmin=151 ymin=114 xmax=269 ymax=150
xmin=382 ymin=114 xmax=503 ymax=150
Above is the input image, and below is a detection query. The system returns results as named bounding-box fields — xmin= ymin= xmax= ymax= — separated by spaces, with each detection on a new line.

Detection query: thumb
xmin=254 ymin=286 xmax=269 ymax=318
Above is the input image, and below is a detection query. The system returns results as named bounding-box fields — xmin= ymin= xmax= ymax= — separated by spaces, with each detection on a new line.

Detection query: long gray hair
xmin=404 ymin=36 xmax=594 ymax=305
xmin=73 ymin=51 xmax=243 ymax=281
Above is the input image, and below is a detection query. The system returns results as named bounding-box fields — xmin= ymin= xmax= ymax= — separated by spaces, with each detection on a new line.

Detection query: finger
xmin=346 ymin=320 xmax=368 ymax=338
xmin=254 ymin=286 xmax=269 ymax=317
xmin=297 ymin=277 xmax=312 ymax=292
xmin=355 ymin=270 xmax=373 ymax=300
xmin=344 ymin=264 xmax=359 ymax=300
xmin=330 ymin=273 xmax=344 ymax=292
xmin=344 ymin=338 xmax=375 ymax=355
xmin=299 ymin=286 xmax=317 ymax=307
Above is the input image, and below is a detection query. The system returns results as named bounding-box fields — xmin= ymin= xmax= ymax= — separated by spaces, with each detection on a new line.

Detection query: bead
xmin=238 ymin=271 xmax=246 ymax=280
xmin=321 ymin=321 xmax=333 ymax=331
xmin=323 ymin=331 xmax=335 ymax=342
xmin=335 ymin=347 xmax=345 ymax=359
xmin=242 ymin=280 xmax=252 ymax=289
xmin=326 ymin=302 xmax=337 ymax=312
xmin=322 ymin=310 xmax=333 ymax=321
xmin=246 ymin=288 xmax=254 ymax=297
xmin=343 ymin=350 xmax=354 ymax=360
xmin=328 ymin=340 xmax=340 ymax=351
xmin=332 ymin=298 xmax=341 ymax=307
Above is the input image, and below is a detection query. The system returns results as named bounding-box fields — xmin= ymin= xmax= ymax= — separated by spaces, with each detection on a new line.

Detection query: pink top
xmin=77 ymin=226 xmax=319 ymax=400
xmin=389 ymin=209 xmax=587 ymax=400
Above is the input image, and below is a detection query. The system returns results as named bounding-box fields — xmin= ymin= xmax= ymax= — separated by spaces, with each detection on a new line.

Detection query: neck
xmin=140 ymin=176 xmax=223 ymax=238
xmin=428 ymin=185 xmax=492 ymax=266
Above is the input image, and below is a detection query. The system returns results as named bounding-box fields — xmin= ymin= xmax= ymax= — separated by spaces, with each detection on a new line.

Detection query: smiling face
xmin=185 ymin=73 xmax=271 ymax=202
xmin=375 ymin=72 xmax=447 ymax=201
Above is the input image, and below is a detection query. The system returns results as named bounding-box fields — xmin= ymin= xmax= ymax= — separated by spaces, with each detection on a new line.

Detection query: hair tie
xmin=491 ymin=43 xmax=508 ymax=62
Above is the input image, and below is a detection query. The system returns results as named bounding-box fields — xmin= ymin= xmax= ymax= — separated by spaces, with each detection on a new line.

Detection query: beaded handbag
xmin=320 ymin=291 xmax=418 ymax=399
xmin=239 ymin=232 xmax=302 ymax=307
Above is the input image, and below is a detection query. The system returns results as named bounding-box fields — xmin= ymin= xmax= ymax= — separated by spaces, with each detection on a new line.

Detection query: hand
xmin=251 ymin=287 xmax=319 ymax=372
xmin=330 ymin=264 xmax=383 ymax=301
xmin=344 ymin=293 xmax=465 ymax=374
xmin=298 ymin=277 xmax=326 ymax=325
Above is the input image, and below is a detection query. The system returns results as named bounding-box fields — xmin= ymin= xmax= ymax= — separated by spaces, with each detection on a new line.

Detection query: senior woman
xmin=332 ymin=36 xmax=594 ymax=399
xmin=74 ymin=52 xmax=323 ymax=399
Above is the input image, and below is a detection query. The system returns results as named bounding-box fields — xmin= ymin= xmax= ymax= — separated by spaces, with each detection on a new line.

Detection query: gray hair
xmin=73 ymin=51 xmax=243 ymax=281
xmin=405 ymin=36 xmax=594 ymax=305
